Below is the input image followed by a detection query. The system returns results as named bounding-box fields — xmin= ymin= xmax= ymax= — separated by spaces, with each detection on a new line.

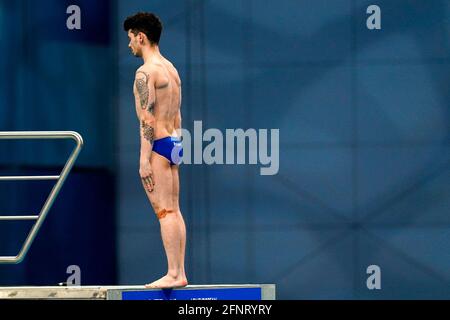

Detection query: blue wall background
xmin=0 ymin=0 xmax=117 ymax=285
xmin=0 ymin=0 xmax=449 ymax=299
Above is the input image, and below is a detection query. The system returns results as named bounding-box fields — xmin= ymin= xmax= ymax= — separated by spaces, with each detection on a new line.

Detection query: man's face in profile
xmin=127 ymin=30 xmax=141 ymax=57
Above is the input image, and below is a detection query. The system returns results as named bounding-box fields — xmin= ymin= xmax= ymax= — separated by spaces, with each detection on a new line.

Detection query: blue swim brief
xmin=152 ymin=136 xmax=183 ymax=166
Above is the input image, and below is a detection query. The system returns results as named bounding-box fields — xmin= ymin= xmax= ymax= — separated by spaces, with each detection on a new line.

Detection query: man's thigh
xmin=141 ymin=152 xmax=174 ymax=212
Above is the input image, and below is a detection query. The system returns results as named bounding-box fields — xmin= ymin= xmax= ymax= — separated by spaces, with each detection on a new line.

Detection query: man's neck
xmin=141 ymin=45 xmax=161 ymax=64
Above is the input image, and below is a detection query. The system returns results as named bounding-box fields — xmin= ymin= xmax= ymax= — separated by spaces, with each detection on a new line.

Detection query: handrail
xmin=0 ymin=216 xmax=39 ymax=221
xmin=0 ymin=176 xmax=60 ymax=181
xmin=0 ymin=131 xmax=83 ymax=264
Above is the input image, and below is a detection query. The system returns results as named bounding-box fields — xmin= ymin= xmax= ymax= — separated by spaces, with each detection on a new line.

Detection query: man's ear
xmin=138 ymin=32 xmax=144 ymax=43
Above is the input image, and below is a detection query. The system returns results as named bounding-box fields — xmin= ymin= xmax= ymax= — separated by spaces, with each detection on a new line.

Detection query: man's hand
xmin=140 ymin=159 xmax=155 ymax=193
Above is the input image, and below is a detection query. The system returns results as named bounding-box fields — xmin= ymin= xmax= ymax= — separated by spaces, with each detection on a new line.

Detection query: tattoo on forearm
xmin=135 ymin=71 xmax=150 ymax=110
xmin=141 ymin=120 xmax=155 ymax=144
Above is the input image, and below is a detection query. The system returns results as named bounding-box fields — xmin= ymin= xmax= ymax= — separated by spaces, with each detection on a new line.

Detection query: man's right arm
xmin=134 ymin=69 xmax=156 ymax=192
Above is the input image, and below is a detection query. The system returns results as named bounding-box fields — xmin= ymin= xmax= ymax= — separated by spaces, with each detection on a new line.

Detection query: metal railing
xmin=0 ymin=131 xmax=83 ymax=264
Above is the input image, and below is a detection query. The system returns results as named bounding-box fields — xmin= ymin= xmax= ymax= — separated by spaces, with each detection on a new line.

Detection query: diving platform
xmin=0 ymin=284 xmax=276 ymax=300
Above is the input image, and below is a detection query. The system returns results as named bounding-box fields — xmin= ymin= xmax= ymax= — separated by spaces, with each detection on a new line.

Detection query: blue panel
xmin=210 ymin=230 xmax=249 ymax=284
xmin=122 ymin=287 xmax=262 ymax=300
xmin=357 ymin=145 xmax=450 ymax=220
xmin=0 ymin=170 xmax=116 ymax=285
xmin=250 ymin=66 xmax=352 ymax=144
xmin=0 ymin=1 xmax=116 ymax=169
xmin=30 ymin=0 xmax=111 ymax=45
xmin=117 ymin=231 xmax=166 ymax=285
xmin=118 ymin=72 xmax=140 ymax=150
xmin=188 ymin=227 xmax=210 ymax=284
xmin=250 ymin=0 xmax=352 ymax=63
xmin=114 ymin=0 xmax=450 ymax=299
xmin=367 ymin=167 xmax=450 ymax=225
xmin=204 ymin=0 xmax=246 ymax=65
xmin=251 ymin=147 xmax=353 ymax=223
xmin=206 ymin=165 xmax=251 ymax=228
xmin=117 ymin=150 xmax=150 ymax=229
xmin=252 ymin=229 xmax=347 ymax=287
xmin=205 ymin=67 xmax=247 ymax=128
xmin=356 ymin=64 xmax=449 ymax=143
xmin=367 ymin=228 xmax=450 ymax=282
xmin=355 ymin=0 xmax=450 ymax=61
xmin=357 ymin=230 xmax=450 ymax=299
xmin=273 ymin=231 xmax=354 ymax=299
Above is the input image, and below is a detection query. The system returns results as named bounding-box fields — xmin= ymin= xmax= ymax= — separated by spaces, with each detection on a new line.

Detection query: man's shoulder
xmin=137 ymin=62 xmax=169 ymax=76
xmin=163 ymin=57 xmax=176 ymax=68
xmin=135 ymin=65 xmax=159 ymax=83
xmin=161 ymin=59 xmax=181 ymax=83
xmin=135 ymin=65 xmax=151 ymax=75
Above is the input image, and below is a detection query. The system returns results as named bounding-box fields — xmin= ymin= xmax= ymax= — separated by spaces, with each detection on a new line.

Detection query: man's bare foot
xmin=145 ymin=274 xmax=188 ymax=289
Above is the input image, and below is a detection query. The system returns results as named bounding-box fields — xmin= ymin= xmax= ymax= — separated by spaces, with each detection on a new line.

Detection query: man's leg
xmin=142 ymin=152 xmax=187 ymax=288
xmin=171 ymin=165 xmax=187 ymax=282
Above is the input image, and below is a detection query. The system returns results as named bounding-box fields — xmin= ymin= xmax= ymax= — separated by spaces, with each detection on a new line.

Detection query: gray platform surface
xmin=0 ymin=284 xmax=276 ymax=300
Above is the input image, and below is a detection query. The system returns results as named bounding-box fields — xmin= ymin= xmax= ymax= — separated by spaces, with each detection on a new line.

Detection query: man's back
xmin=134 ymin=55 xmax=181 ymax=139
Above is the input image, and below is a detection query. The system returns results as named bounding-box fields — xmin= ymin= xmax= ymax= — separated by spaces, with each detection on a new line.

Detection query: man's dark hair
xmin=123 ymin=12 xmax=163 ymax=45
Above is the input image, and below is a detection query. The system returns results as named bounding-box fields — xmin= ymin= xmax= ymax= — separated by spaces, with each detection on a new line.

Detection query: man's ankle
xmin=167 ymin=270 xmax=183 ymax=278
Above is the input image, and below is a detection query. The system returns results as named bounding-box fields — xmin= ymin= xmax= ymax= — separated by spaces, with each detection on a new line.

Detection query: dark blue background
xmin=0 ymin=0 xmax=449 ymax=299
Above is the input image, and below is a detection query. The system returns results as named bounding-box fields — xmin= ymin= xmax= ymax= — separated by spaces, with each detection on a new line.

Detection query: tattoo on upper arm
xmin=135 ymin=71 xmax=150 ymax=110
xmin=141 ymin=120 xmax=155 ymax=144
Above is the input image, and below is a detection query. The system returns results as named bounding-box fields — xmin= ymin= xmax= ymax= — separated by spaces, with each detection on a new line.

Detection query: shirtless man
xmin=123 ymin=12 xmax=188 ymax=289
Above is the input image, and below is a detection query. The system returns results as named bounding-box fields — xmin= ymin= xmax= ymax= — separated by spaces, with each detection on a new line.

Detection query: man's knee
xmin=149 ymin=200 xmax=175 ymax=220
xmin=156 ymin=208 xmax=175 ymax=220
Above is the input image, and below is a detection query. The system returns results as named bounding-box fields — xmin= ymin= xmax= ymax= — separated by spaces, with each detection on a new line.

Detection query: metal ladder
xmin=0 ymin=131 xmax=83 ymax=264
